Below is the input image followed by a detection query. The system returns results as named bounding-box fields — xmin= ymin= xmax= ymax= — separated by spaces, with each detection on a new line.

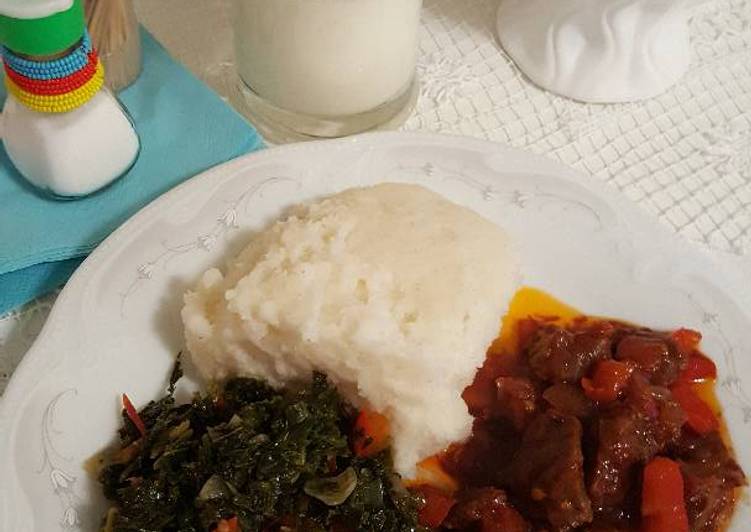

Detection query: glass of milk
xmin=231 ymin=0 xmax=423 ymax=143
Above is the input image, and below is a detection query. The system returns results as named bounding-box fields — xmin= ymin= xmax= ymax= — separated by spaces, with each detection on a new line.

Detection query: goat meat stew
xmin=418 ymin=289 xmax=746 ymax=532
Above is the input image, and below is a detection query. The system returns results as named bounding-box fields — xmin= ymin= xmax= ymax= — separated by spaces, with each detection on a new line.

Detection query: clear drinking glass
xmin=230 ymin=0 xmax=423 ymax=143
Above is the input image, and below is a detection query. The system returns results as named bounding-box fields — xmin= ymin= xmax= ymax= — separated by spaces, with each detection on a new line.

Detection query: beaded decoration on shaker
xmin=2 ymin=31 xmax=104 ymax=113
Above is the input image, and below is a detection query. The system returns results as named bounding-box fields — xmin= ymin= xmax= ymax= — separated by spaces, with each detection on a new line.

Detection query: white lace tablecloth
xmin=1 ymin=0 xmax=750 ymax=394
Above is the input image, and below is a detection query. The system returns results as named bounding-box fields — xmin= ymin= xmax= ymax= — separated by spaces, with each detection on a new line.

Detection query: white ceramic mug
xmin=497 ymin=0 xmax=690 ymax=103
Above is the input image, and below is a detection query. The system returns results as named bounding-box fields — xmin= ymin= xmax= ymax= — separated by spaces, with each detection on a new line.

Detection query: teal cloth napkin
xmin=0 ymin=29 xmax=263 ymax=314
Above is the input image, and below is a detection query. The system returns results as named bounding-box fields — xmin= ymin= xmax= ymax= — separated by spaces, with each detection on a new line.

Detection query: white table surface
xmin=1 ymin=0 xmax=750 ymax=394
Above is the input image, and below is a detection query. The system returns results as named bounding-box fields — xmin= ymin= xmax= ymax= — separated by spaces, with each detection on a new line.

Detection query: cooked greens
xmin=99 ymin=371 xmax=421 ymax=532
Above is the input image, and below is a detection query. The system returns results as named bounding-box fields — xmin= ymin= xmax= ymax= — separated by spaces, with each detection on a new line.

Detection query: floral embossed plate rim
xmin=0 ymin=132 xmax=749 ymax=531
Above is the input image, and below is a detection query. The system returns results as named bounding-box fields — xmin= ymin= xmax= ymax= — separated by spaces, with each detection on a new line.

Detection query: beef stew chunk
xmin=615 ymin=334 xmax=685 ymax=386
xmin=494 ymin=376 xmax=539 ymax=430
xmin=588 ymin=405 xmax=651 ymax=512
xmin=528 ymin=326 xmax=612 ymax=383
xmin=443 ymin=419 xmax=521 ymax=488
xmin=542 ymin=383 xmax=594 ymax=418
xmin=443 ymin=318 xmax=745 ymax=532
xmin=589 ymin=377 xmax=686 ymax=511
xmin=512 ymin=411 xmax=593 ymax=531
xmin=675 ymin=432 xmax=747 ymax=532
xmin=443 ymin=488 xmax=530 ymax=532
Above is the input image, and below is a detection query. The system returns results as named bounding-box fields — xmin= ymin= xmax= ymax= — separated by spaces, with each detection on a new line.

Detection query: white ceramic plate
xmin=1 ymin=133 xmax=750 ymax=531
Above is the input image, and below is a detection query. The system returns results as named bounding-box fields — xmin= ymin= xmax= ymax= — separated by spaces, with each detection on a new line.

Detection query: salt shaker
xmin=0 ymin=0 xmax=140 ymax=198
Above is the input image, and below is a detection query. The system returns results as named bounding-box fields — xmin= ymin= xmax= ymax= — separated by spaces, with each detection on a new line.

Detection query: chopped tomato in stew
xmin=429 ymin=318 xmax=745 ymax=532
